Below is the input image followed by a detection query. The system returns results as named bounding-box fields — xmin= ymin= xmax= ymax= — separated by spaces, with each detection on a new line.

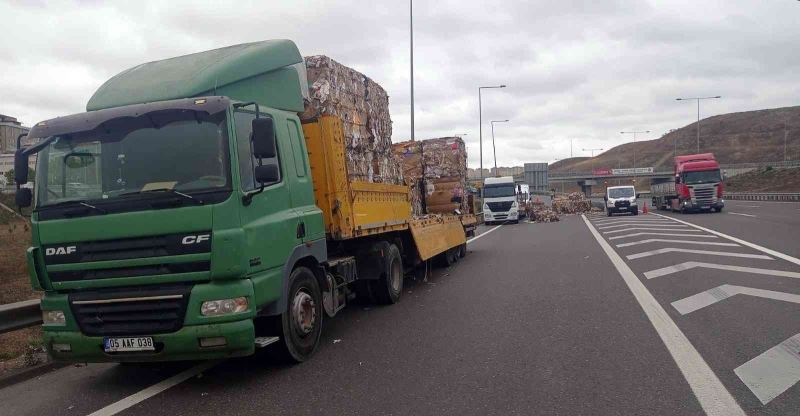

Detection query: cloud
xmin=1 ymin=0 xmax=798 ymax=169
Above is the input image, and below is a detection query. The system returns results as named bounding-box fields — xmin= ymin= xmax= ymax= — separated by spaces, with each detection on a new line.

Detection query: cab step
xmin=254 ymin=336 xmax=280 ymax=348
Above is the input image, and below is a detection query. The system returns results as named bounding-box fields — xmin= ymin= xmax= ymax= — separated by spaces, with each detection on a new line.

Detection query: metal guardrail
xmin=549 ymin=160 xmax=800 ymax=181
xmin=0 ymin=299 xmax=42 ymax=334
xmin=726 ymin=192 xmax=800 ymax=202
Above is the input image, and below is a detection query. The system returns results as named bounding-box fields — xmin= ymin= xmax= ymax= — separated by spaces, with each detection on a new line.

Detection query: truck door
xmin=232 ymin=109 xmax=302 ymax=275
xmin=283 ymin=118 xmax=324 ymax=242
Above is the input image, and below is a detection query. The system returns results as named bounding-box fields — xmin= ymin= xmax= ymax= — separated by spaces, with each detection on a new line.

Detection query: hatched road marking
xmin=616 ymin=239 xmax=739 ymax=248
xmin=728 ymin=212 xmax=757 ymax=218
xmin=734 ymin=333 xmax=800 ymax=405
xmin=644 ymin=261 xmax=800 ymax=280
xmin=599 ymin=223 xmax=689 ymax=230
xmin=626 ymin=248 xmax=773 ymax=261
xmin=671 ymin=284 xmax=800 ymax=315
xmin=582 ymin=215 xmax=745 ymax=416
xmin=608 ymin=232 xmax=719 ymax=240
xmin=604 ymin=227 xmax=703 ymax=235
xmin=654 ymin=213 xmax=800 ymax=267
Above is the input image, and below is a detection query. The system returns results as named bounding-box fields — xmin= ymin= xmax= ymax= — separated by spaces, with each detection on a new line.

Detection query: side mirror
xmin=675 ymin=175 xmax=681 ymax=184
xmin=14 ymin=149 xmax=29 ymax=184
xmin=16 ymin=188 xmax=32 ymax=208
xmin=603 ymin=195 xmax=608 ymax=201
xmin=255 ymin=164 xmax=280 ymax=184
xmin=251 ymin=118 xmax=276 ymax=159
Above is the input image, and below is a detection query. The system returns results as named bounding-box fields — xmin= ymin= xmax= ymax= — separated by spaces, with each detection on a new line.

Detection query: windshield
xmin=683 ymin=170 xmax=721 ymax=185
xmin=483 ymin=184 xmax=515 ymax=198
xmin=608 ymin=188 xmax=635 ymax=198
xmin=36 ymin=110 xmax=228 ymax=208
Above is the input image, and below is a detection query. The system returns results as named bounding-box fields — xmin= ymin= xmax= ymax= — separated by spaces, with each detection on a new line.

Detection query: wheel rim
xmin=291 ymin=289 xmax=316 ymax=336
xmin=389 ymin=258 xmax=402 ymax=293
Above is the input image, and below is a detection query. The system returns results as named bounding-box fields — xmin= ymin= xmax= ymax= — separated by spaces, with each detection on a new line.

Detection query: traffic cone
xmin=642 ymin=202 xmax=649 ymax=214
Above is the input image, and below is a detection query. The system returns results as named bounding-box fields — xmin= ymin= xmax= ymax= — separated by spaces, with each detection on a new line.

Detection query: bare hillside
xmin=550 ymin=105 xmax=800 ymax=173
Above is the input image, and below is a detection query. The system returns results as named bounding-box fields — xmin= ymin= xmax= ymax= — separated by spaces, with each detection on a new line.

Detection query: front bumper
xmin=44 ymin=319 xmax=255 ymax=363
xmin=484 ymin=210 xmax=517 ymax=221
xmin=682 ymin=199 xmax=724 ymax=210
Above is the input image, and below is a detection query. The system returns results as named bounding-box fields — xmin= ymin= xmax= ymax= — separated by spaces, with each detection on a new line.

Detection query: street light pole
xmin=676 ymin=96 xmax=721 ymax=153
xmin=478 ymin=85 xmax=506 ymax=181
xmin=409 ymin=0 xmax=415 ymax=141
xmin=620 ymin=130 xmax=649 ymax=182
xmin=582 ymin=147 xmax=603 ymax=177
xmin=490 ymin=120 xmax=509 ymax=176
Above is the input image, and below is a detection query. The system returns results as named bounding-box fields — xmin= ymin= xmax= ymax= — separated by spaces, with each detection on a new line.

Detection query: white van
xmin=483 ymin=176 xmax=518 ymax=224
xmin=605 ymin=185 xmax=638 ymax=216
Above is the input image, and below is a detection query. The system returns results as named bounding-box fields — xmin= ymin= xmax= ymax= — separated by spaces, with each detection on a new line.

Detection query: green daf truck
xmin=13 ymin=40 xmax=474 ymax=363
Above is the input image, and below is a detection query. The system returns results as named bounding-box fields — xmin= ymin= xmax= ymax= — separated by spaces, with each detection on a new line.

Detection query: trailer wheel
xmin=371 ymin=244 xmax=403 ymax=304
xmin=273 ymin=266 xmax=323 ymax=363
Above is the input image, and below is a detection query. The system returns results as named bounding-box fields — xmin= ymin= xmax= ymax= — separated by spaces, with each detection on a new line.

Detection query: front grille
xmin=487 ymin=201 xmax=513 ymax=212
xmin=49 ymin=261 xmax=209 ymax=282
xmin=69 ymin=284 xmax=191 ymax=336
xmin=614 ymin=200 xmax=631 ymax=208
xmin=43 ymin=232 xmax=212 ymax=265
xmin=692 ymin=187 xmax=715 ymax=205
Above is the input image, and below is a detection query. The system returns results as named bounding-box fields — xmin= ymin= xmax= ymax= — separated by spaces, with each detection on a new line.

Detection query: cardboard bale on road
xmin=302 ymin=55 xmax=402 ymax=184
xmin=552 ymin=192 xmax=592 ymax=215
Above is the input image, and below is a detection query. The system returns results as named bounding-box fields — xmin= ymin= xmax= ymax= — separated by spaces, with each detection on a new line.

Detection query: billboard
xmin=611 ymin=167 xmax=654 ymax=175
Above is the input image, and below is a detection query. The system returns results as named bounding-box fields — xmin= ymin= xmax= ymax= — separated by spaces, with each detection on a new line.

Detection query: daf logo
xmin=46 ymin=246 xmax=77 ymax=256
xmin=181 ymin=234 xmax=210 ymax=245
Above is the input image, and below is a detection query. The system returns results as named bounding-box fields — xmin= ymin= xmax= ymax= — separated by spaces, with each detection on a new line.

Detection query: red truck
xmin=651 ymin=153 xmax=724 ymax=213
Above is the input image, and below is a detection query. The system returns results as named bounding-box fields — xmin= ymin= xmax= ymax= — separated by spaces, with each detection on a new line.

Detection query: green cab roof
xmin=87 ymin=40 xmax=306 ymax=113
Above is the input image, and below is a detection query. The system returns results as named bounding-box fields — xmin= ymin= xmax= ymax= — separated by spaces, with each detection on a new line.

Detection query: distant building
xmin=0 ymin=114 xmax=35 ymax=186
xmin=467 ymin=166 xmax=524 ymax=179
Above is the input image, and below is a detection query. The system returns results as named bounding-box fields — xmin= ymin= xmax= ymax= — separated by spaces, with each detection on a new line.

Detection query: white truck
xmin=604 ymin=185 xmax=638 ymax=216
xmin=482 ymin=176 xmax=519 ymax=224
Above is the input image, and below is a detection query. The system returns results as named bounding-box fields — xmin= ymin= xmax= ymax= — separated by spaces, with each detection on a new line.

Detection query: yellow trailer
xmin=303 ymin=116 xmax=474 ymax=263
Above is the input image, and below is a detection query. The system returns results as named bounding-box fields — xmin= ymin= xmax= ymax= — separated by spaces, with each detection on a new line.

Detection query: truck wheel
xmin=371 ymin=244 xmax=403 ymax=304
xmin=458 ymin=243 xmax=467 ymax=258
xmin=607 ymin=209 xmax=612 ymax=217
xmin=274 ymin=267 xmax=323 ymax=363
xmin=632 ymin=209 xmax=639 ymax=216
xmin=714 ymin=207 xmax=723 ymax=213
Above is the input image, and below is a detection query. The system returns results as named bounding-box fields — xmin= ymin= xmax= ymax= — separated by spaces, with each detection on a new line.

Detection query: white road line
xmin=734 ymin=332 xmax=800 ymax=405
xmin=609 ymin=232 xmax=719 ymax=240
xmin=599 ymin=223 xmax=688 ymax=230
xmin=739 ymin=205 xmax=761 ymax=208
xmin=627 ymin=248 xmax=772 ymax=261
xmin=616 ymin=239 xmax=739 ymax=248
xmin=592 ymin=218 xmax=671 ymax=224
xmin=654 ymin=213 xmax=800 ymax=267
xmin=644 ymin=261 xmax=800 ymax=279
xmin=604 ymin=227 xmax=703 ymax=235
xmin=728 ymin=212 xmax=757 ymax=218
xmin=467 ymin=224 xmax=502 ymax=244
xmin=88 ymin=360 xmax=222 ymax=416
xmin=581 ymin=215 xmax=745 ymax=416
xmin=671 ymin=284 xmax=800 ymax=315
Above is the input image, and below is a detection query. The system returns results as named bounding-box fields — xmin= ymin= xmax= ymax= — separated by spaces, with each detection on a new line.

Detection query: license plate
xmin=103 ymin=337 xmax=154 ymax=352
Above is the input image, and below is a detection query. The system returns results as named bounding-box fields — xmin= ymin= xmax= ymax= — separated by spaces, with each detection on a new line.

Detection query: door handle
xmin=296 ymin=222 xmax=306 ymax=239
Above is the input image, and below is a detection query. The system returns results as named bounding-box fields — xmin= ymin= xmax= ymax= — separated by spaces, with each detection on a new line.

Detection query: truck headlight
xmin=511 ymin=201 xmax=518 ymax=208
xmin=42 ymin=310 xmax=66 ymax=326
xmin=201 ymin=297 xmax=248 ymax=317
xmin=483 ymin=204 xmax=490 ymax=211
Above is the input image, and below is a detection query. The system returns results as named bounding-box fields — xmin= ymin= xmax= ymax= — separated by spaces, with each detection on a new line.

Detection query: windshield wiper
xmin=120 ymin=188 xmax=205 ymax=205
xmin=40 ymin=200 xmax=108 ymax=214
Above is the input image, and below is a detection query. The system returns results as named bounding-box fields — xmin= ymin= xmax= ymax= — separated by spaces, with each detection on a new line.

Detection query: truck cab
xmin=482 ymin=176 xmax=518 ymax=224
xmin=674 ymin=153 xmax=725 ymax=212
xmin=605 ymin=185 xmax=638 ymax=216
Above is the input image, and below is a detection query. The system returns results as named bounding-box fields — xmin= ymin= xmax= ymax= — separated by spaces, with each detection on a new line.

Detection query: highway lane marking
xmin=739 ymin=205 xmax=761 ymax=208
xmin=734 ymin=332 xmax=800 ymax=405
xmin=609 ymin=232 xmax=719 ymax=240
xmin=626 ymin=248 xmax=773 ymax=261
xmin=599 ymin=223 xmax=688 ymax=230
xmin=87 ymin=360 xmax=222 ymax=416
xmin=728 ymin=212 xmax=757 ymax=218
xmin=582 ymin=215 xmax=745 ymax=416
xmin=466 ymin=224 xmax=502 ymax=244
xmin=671 ymin=284 xmax=800 ymax=315
xmin=592 ymin=218 xmax=671 ymax=224
xmin=644 ymin=261 xmax=800 ymax=280
xmin=653 ymin=213 xmax=800 ymax=267
xmin=617 ymin=239 xmax=739 ymax=248
xmin=603 ymin=227 xmax=700 ymax=235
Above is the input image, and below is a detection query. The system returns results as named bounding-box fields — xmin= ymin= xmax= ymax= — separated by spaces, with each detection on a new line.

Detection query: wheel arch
xmin=259 ymin=239 xmax=327 ymax=317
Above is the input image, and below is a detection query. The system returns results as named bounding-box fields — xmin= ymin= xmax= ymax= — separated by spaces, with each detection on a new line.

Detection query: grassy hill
xmin=725 ymin=167 xmax=800 ymax=192
xmin=550 ymin=105 xmax=800 ymax=173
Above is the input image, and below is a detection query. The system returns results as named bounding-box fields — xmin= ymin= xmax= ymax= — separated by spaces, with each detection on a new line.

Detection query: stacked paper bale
xmin=302 ymin=55 xmax=402 ymax=184
xmin=393 ymin=137 xmax=468 ymax=215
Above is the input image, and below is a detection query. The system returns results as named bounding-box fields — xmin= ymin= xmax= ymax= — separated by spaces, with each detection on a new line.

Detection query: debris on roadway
xmin=525 ymin=199 xmax=560 ymax=223
xmin=552 ymin=192 xmax=593 ymax=215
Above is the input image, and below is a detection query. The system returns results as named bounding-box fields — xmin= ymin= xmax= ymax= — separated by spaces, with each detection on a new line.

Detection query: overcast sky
xmin=2 ymin=0 xmax=799 ymax=168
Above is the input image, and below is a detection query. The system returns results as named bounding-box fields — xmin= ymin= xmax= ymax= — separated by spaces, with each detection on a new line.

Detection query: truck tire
xmin=714 ymin=207 xmax=723 ymax=213
xmin=371 ymin=244 xmax=403 ymax=305
xmin=272 ymin=266 xmax=323 ymax=363
xmin=607 ymin=208 xmax=612 ymax=217
xmin=458 ymin=243 xmax=467 ymax=258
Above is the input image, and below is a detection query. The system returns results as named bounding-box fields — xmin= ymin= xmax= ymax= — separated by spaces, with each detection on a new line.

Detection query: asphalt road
xmin=1 ymin=211 xmax=798 ymax=415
